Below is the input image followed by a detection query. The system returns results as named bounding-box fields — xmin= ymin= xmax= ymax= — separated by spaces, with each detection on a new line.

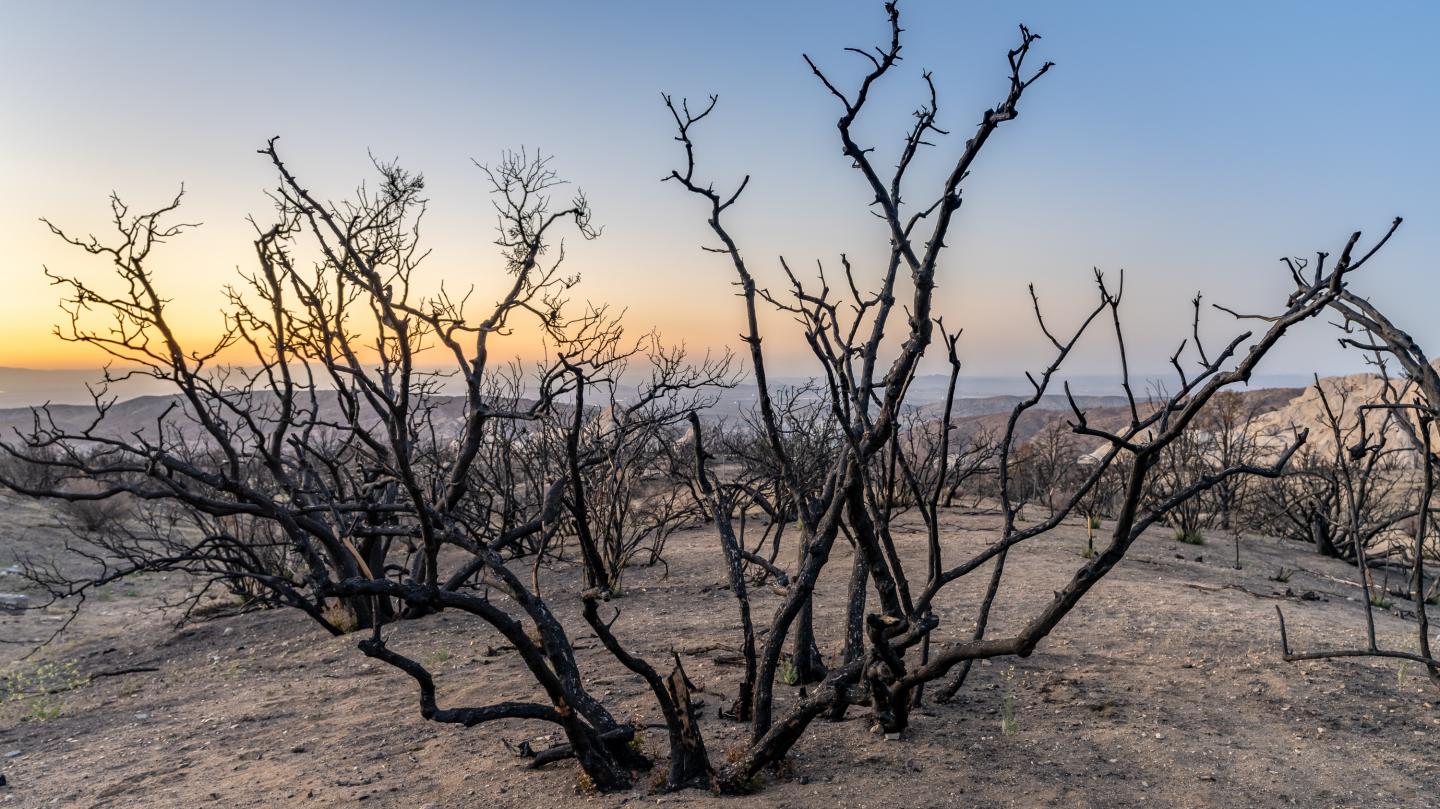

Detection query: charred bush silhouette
xmin=0 ymin=1 xmax=1414 ymax=793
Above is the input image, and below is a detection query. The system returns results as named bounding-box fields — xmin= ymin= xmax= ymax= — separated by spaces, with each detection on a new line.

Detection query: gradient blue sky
xmin=2 ymin=1 xmax=1435 ymax=381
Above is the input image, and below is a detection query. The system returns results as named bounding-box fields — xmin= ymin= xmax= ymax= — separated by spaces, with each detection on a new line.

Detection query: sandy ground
xmin=2 ymin=492 xmax=1437 ymax=808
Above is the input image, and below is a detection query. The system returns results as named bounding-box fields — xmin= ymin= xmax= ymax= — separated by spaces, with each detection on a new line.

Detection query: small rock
xmin=3 ymin=751 xmax=19 ymax=759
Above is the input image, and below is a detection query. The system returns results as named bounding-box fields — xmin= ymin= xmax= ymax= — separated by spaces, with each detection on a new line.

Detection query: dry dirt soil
xmin=2 ymin=492 xmax=1437 ymax=808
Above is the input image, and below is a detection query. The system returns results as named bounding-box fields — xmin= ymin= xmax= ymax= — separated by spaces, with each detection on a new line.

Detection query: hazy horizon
xmin=0 ymin=363 xmax=1329 ymax=410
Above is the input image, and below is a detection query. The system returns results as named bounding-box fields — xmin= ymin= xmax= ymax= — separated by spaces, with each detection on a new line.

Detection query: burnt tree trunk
xmin=1313 ymin=513 xmax=1342 ymax=558
xmin=788 ymin=529 xmax=828 ymax=684
xmin=663 ymin=658 xmax=716 ymax=789
xmin=828 ymin=538 xmax=869 ymax=721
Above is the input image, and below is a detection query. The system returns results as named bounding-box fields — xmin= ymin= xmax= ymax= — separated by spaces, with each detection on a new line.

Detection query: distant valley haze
xmin=0 ymin=365 xmax=1325 ymax=410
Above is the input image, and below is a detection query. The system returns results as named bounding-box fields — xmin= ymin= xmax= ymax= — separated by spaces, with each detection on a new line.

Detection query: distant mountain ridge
xmin=0 ymin=367 xmax=178 ymax=408
xmin=0 ymin=367 xmax=1339 ymax=450
xmin=0 ymin=366 xmax=1338 ymax=410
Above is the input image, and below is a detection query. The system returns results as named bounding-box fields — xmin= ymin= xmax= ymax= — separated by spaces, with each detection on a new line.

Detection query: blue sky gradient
xmin=2 ymin=1 xmax=1435 ymax=380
